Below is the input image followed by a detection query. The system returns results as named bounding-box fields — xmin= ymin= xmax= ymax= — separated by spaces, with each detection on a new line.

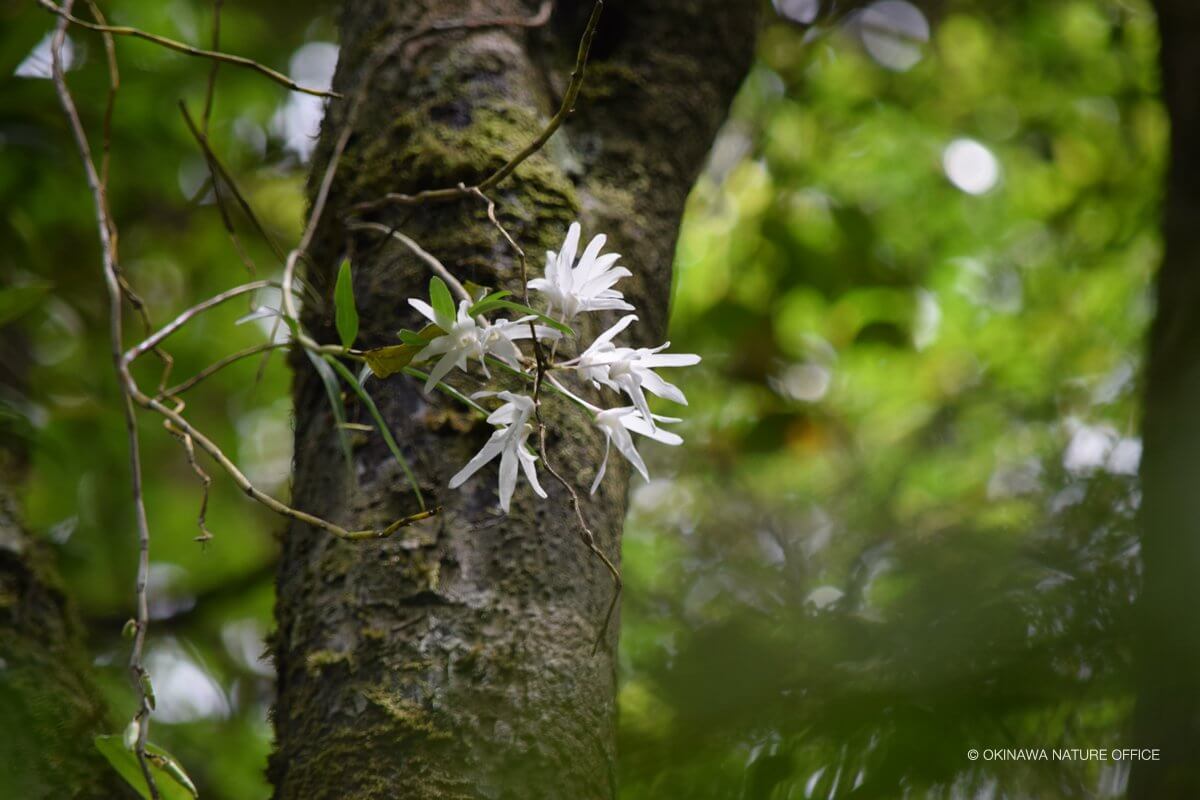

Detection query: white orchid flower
xmin=565 ymin=314 xmax=701 ymax=428
xmin=527 ymin=222 xmax=634 ymax=321
xmin=590 ymin=407 xmax=683 ymax=494
xmin=448 ymin=392 xmax=547 ymax=512
xmin=408 ymin=299 xmax=545 ymax=393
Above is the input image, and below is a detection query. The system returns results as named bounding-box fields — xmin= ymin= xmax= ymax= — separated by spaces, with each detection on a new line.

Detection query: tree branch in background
xmin=38 ymin=0 xmax=340 ymax=98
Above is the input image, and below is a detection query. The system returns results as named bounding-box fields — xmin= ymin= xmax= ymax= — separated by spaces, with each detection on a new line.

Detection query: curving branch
xmin=37 ymin=0 xmax=340 ymax=98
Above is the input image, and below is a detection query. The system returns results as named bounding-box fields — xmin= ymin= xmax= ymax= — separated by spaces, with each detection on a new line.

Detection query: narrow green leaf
xmin=429 ymin=276 xmax=456 ymax=323
xmin=95 ymin=736 xmax=199 ymax=800
xmin=334 ymin=259 xmax=359 ymax=348
xmin=305 ymin=349 xmax=355 ymax=478
xmin=324 ymin=355 xmax=426 ymax=510
xmin=397 ymin=323 xmax=443 ymax=346
xmin=466 ymin=290 xmax=512 ymax=316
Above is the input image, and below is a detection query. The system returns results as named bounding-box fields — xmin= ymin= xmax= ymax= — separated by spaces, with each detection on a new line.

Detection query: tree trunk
xmin=0 ymin=332 xmax=123 ymax=799
xmin=1131 ymin=2 xmax=1200 ymax=797
xmin=268 ymin=2 xmax=758 ymax=798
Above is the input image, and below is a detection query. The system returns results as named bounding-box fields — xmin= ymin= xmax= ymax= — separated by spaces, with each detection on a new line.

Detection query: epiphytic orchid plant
xmin=355 ymin=221 xmax=700 ymax=514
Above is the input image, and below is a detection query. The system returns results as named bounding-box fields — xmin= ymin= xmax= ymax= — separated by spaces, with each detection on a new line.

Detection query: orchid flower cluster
xmin=399 ymin=222 xmax=700 ymax=512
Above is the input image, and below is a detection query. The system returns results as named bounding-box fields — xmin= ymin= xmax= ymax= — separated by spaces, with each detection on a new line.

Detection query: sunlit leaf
xmin=397 ymin=323 xmax=443 ymax=346
xmin=429 ymin=276 xmax=455 ymax=323
xmin=334 ymin=259 xmax=359 ymax=348
xmin=466 ymin=290 xmax=512 ymax=316
xmin=94 ymin=735 xmax=199 ymax=800
xmin=362 ymin=344 xmax=424 ymax=379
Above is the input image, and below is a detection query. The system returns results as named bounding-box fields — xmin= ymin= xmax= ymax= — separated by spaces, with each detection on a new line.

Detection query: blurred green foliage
xmin=0 ymin=0 xmax=1165 ymax=798
xmin=2 ymin=1 xmax=330 ymax=796
xmin=619 ymin=1 xmax=1162 ymax=797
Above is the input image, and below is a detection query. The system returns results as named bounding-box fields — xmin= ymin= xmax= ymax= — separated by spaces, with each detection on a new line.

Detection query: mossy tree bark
xmin=268 ymin=1 xmax=758 ymax=798
xmin=0 ymin=335 xmax=123 ymax=799
xmin=1131 ymin=2 xmax=1200 ymax=797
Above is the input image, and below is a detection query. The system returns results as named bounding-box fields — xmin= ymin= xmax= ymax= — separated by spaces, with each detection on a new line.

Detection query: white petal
xmin=583 ymin=297 xmax=635 ymax=313
xmin=411 ymin=334 xmax=454 ymax=363
xmin=556 ymin=223 xmax=581 ymax=284
xmin=448 ymin=431 xmax=506 ymax=488
xmin=573 ymin=234 xmax=609 ymax=283
xmin=610 ymin=424 xmax=649 ymax=481
xmin=617 ymin=374 xmax=655 ymax=430
xmin=622 ymin=413 xmax=683 ymax=445
xmin=578 ymin=266 xmax=631 ymax=297
xmin=541 ymin=252 xmax=557 ymax=287
xmin=639 ymin=352 xmax=701 ymax=368
xmin=408 ymin=298 xmax=440 ymax=326
xmin=589 ymin=314 xmax=638 ymax=353
xmin=638 ymin=370 xmax=688 ymax=405
xmin=590 ymin=435 xmax=612 ymax=495
xmin=518 ymin=446 xmax=547 ymax=499
xmin=424 ymin=349 xmax=461 ymax=393
xmin=497 ymin=441 xmax=519 ymax=512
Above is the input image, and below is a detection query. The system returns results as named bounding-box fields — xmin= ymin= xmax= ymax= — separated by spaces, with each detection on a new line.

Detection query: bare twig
xmin=473 ymin=185 xmax=622 ymax=655
xmin=83 ymin=0 xmax=118 ymax=197
xmin=179 ymin=103 xmax=286 ymax=263
xmin=346 ymin=221 xmax=473 ymax=306
xmin=533 ymin=362 xmax=622 ymax=655
xmin=49 ymin=5 xmax=159 ymax=794
xmin=142 ymin=388 xmax=435 ymax=539
xmin=37 ymin=0 xmax=340 ymax=98
xmin=351 ymin=0 xmax=603 ymax=214
xmin=124 ymin=280 xmax=276 ymax=364
xmin=201 ymin=0 xmax=224 ymax=133
xmin=162 ymin=400 xmax=214 ymax=544
xmin=180 ymin=103 xmax=259 ymax=278
xmin=159 ymin=342 xmax=288 ymax=399
xmin=479 ymin=0 xmax=602 ymax=192
xmin=282 ymin=1 xmax=565 ymax=329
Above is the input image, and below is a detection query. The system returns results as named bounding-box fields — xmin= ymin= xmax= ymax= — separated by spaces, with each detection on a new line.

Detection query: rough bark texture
xmin=0 ymin=334 xmax=123 ymax=799
xmin=269 ymin=2 xmax=758 ymax=798
xmin=1131 ymin=2 xmax=1200 ymax=797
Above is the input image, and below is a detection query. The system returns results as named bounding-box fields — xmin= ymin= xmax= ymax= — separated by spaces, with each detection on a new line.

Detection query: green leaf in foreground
xmin=365 ymin=324 xmax=442 ymax=378
xmin=324 ymin=355 xmax=425 ymax=509
xmin=94 ymin=735 xmax=199 ymax=800
xmin=429 ymin=276 xmax=456 ymax=323
xmin=466 ymin=290 xmax=512 ymax=316
xmin=305 ymin=349 xmax=354 ymax=477
xmin=334 ymin=259 xmax=359 ymax=348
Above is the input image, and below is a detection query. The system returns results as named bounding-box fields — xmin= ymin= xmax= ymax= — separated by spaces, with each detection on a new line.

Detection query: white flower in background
xmin=590 ymin=407 xmax=683 ymax=494
xmin=408 ymin=298 xmax=541 ymax=392
xmin=528 ymin=222 xmax=634 ymax=320
xmin=449 ymin=392 xmax=546 ymax=512
xmin=565 ymin=314 xmax=701 ymax=427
